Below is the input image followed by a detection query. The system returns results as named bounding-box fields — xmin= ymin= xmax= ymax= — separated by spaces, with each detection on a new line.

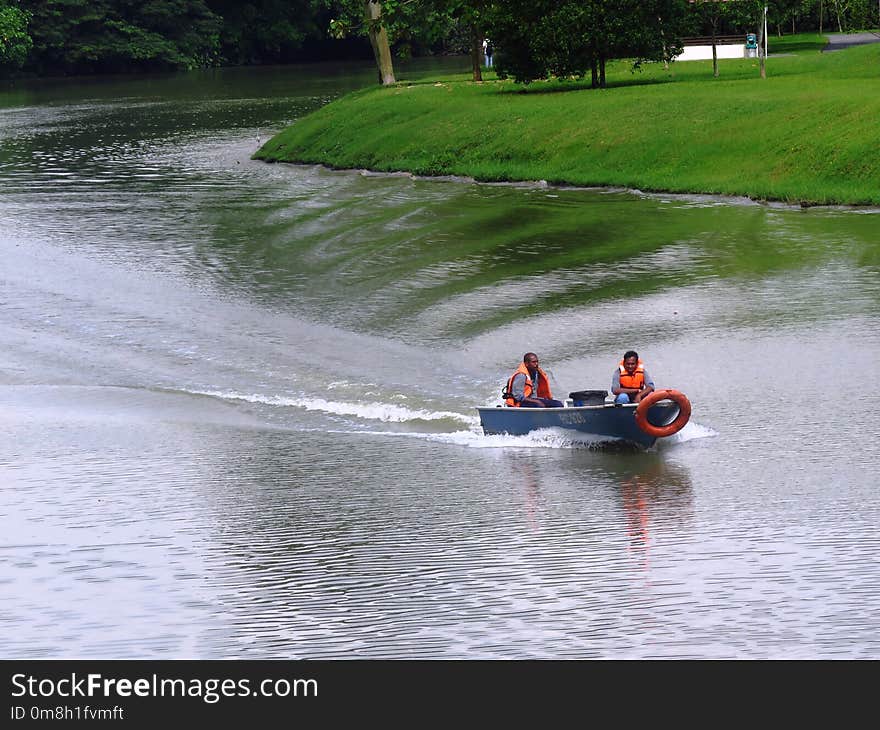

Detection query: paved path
xmin=823 ymin=31 xmax=880 ymax=51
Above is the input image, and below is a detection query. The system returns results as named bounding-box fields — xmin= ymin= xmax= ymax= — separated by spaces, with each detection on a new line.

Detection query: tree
xmin=0 ymin=1 xmax=32 ymax=72
xmin=828 ymin=0 xmax=878 ymax=30
xmin=205 ymin=0 xmax=318 ymax=65
xmin=438 ymin=0 xmax=489 ymax=82
xmin=328 ymin=1 xmax=399 ymax=84
xmin=328 ymin=0 xmax=480 ymax=86
xmin=364 ymin=1 xmax=395 ymax=83
xmin=20 ymin=0 xmax=222 ymax=74
xmin=739 ymin=1 xmax=771 ymax=78
xmin=691 ymin=0 xmax=728 ymax=77
xmin=328 ymin=0 xmax=472 ymax=85
xmin=773 ymin=0 xmax=804 ymax=34
xmin=688 ymin=0 xmax=773 ymax=78
xmin=486 ymin=0 xmax=687 ymax=87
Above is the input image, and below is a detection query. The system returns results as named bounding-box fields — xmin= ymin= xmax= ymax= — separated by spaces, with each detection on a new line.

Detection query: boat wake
xmin=335 ymin=427 xmax=643 ymax=451
xmin=329 ymin=426 xmax=584 ymax=449
xmin=667 ymin=421 xmax=717 ymax=444
xmin=183 ymin=389 xmax=716 ymax=448
xmin=186 ymin=388 xmax=480 ymax=426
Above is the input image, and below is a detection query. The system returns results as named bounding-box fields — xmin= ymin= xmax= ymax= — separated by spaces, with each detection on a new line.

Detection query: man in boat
xmin=505 ymin=353 xmax=563 ymax=408
xmin=612 ymin=350 xmax=655 ymax=404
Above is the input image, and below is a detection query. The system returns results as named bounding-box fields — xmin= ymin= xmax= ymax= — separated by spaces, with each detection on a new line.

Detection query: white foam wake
xmin=336 ymin=421 xmax=717 ymax=450
xmin=339 ymin=426 xmax=631 ymax=450
xmin=189 ymin=389 xmax=479 ymax=425
xmin=668 ymin=420 xmax=718 ymax=443
xmin=187 ymin=388 xmax=715 ymax=447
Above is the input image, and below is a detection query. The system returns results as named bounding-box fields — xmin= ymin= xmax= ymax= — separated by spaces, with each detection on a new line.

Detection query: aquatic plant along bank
xmin=255 ymin=42 xmax=880 ymax=206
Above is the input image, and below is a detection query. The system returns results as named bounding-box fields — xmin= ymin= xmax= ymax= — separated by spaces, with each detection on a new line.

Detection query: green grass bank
xmin=255 ymin=38 xmax=880 ymax=206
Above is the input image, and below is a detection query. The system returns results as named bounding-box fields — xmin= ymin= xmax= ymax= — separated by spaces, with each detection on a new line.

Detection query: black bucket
xmin=568 ymin=390 xmax=608 ymax=406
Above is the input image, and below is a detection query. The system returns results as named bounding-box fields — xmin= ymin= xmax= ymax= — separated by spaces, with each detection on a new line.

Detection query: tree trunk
xmin=470 ymin=28 xmax=483 ymax=82
xmin=658 ymin=16 xmax=669 ymax=70
xmin=365 ymin=2 xmax=395 ymax=85
xmin=590 ymin=58 xmax=598 ymax=88
xmin=758 ymin=5 xmax=767 ymax=79
xmin=711 ymin=17 xmax=719 ymax=77
xmin=819 ymin=0 xmax=823 ymax=35
xmin=599 ymin=57 xmax=606 ymax=88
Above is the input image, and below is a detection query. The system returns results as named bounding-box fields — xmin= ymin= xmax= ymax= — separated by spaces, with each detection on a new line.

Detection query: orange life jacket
xmin=505 ymin=363 xmax=553 ymax=407
xmin=618 ymin=359 xmax=646 ymax=390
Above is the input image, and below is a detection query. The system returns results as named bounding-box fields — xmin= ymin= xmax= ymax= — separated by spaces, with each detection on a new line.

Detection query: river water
xmin=1 ymin=59 xmax=878 ymax=659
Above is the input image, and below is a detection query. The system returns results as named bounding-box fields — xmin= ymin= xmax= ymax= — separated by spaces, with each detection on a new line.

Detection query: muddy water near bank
xmin=1 ymin=61 xmax=879 ymax=658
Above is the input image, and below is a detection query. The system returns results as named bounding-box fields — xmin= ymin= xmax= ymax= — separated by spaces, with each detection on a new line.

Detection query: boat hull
xmin=477 ymin=402 xmax=680 ymax=448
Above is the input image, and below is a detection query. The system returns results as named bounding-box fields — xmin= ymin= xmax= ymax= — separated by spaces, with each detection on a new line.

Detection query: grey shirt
xmin=510 ymin=371 xmax=538 ymax=403
xmin=612 ymin=369 xmax=654 ymax=392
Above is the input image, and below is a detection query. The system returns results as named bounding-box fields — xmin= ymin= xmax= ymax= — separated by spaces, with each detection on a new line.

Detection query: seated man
xmin=612 ymin=350 xmax=655 ymax=404
xmin=505 ymin=352 xmax=563 ymax=408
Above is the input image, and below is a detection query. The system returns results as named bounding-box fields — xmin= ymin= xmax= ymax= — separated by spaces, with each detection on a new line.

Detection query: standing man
xmin=505 ymin=353 xmax=563 ymax=408
xmin=484 ymin=38 xmax=493 ymax=68
xmin=612 ymin=350 xmax=655 ymax=404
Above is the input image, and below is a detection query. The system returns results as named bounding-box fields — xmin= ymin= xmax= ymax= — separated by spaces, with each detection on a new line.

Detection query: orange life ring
xmin=634 ymin=389 xmax=692 ymax=438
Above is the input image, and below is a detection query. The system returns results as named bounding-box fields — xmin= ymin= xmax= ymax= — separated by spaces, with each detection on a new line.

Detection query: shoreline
xmin=261 ymin=159 xmax=880 ymax=213
xmin=254 ymin=42 xmax=880 ymax=208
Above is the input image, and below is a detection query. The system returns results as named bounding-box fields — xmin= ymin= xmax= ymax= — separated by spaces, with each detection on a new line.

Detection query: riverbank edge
xmin=258 ymin=158 xmax=880 ymax=212
xmin=253 ymin=43 xmax=880 ymax=207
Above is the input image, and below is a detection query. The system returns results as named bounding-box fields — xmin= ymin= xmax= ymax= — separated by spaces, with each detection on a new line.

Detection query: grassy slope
xmin=255 ymin=39 xmax=880 ymax=205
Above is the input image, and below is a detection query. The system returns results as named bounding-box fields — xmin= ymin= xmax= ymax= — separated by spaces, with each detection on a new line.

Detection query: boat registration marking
xmin=558 ymin=412 xmax=586 ymax=425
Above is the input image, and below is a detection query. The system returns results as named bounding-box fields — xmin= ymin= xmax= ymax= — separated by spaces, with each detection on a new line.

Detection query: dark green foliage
xmin=206 ymin=0 xmax=318 ymax=65
xmin=325 ymin=0 xmax=468 ymax=58
xmin=12 ymin=0 xmax=379 ymax=75
xmin=19 ymin=0 xmax=221 ymax=74
xmin=7 ymin=0 xmax=880 ymax=78
xmin=690 ymin=0 xmax=880 ymax=37
xmin=0 ymin=2 xmax=33 ymax=71
xmin=487 ymin=0 xmax=688 ymax=86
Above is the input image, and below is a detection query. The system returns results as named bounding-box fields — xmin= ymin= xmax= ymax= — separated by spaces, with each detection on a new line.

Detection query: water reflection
xmin=501 ymin=449 xmax=694 ymax=553
xmin=616 ymin=456 xmax=693 ymax=573
xmin=4 ymin=66 xmax=879 ymax=350
xmin=510 ymin=459 xmax=542 ymax=534
xmin=166 ymin=434 xmax=703 ymax=658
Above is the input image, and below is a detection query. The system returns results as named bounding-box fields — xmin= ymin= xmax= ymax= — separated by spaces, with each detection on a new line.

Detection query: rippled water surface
xmin=1 ymin=60 xmax=879 ymax=658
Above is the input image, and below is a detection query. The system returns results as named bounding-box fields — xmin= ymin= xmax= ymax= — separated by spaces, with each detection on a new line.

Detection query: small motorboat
xmin=477 ymin=389 xmax=691 ymax=449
